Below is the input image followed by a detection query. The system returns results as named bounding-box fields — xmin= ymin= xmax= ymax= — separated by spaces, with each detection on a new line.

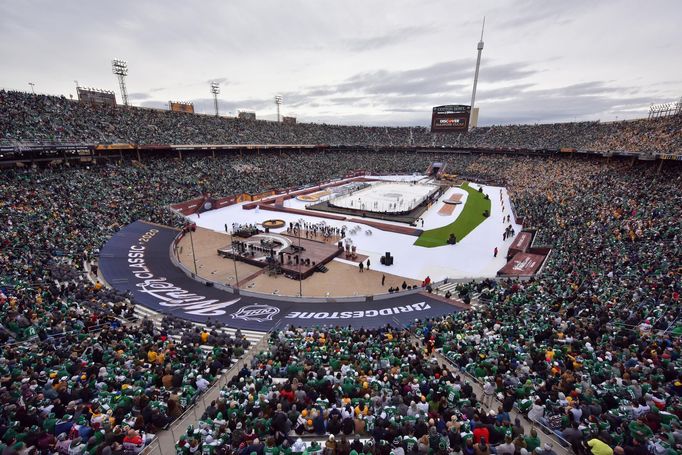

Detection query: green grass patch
xmin=414 ymin=182 xmax=491 ymax=248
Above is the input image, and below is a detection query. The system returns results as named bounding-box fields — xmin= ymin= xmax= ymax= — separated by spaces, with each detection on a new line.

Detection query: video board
xmin=431 ymin=105 xmax=470 ymax=133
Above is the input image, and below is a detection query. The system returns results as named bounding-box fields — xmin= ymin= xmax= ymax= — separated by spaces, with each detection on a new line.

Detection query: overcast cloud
xmin=1 ymin=0 xmax=680 ymax=126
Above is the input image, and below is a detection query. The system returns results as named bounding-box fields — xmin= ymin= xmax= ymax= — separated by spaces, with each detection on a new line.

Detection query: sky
xmin=1 ymin=0 xmax=680 ymax=126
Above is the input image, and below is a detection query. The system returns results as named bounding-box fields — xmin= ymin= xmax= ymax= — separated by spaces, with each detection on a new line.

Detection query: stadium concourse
xmin=0 ymin=91 xmax=679 ymax=455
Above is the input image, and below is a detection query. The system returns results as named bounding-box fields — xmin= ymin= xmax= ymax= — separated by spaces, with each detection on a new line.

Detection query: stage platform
xmin=217 ymin=233 xmax=342 ymax=279
xmin=497 ymin=252 xmax=546 ymax=277
xmin=279 ymin=234 xmax=342 ymax=278
xmin=99 ymin=221 xmax=459 ymax=330
xmin=444 ymin=194 xmax=463 ymax=204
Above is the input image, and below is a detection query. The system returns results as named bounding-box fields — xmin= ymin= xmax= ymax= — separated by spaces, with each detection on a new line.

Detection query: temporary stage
xmin=217 ymin=233 xmax=342 ymax=279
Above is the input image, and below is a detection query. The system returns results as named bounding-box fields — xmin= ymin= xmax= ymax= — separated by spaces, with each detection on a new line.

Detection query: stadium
xmin=1 ymin=3 xmax=682 ymax=455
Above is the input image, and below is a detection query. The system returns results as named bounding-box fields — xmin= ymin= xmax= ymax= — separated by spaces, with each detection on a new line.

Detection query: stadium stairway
xmin=402 ymin=332 xmax=573 ymax=455
xmin=141 ymin=324 xmax=276 ymax=455
xmin=433 ymin=281 xmax=461 ymax=296
xmin=86 ymin=260 xmax=270 ymax=454
xmin=431 ymin=281 xmax=487 ymax=309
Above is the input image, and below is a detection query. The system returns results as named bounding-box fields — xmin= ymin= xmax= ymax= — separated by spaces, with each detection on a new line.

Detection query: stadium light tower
xmin=210 ymin=82 xmax=220 ymax=116
xmin=111 ymin=59 xmax=129 ymax=106
xmin=469 ymin=17 xmax=485 ymax=130
xmin=274 ymin=95 xmax=283 ymax=123
xmin=28 ymin=82 xmax=35 ymax=94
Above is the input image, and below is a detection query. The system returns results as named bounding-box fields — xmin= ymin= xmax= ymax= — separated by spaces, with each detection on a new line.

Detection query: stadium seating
xmin=1 ymin=90 xmax=680 ymax=153
xmin=0 ymin=94 xmax=680 ymax=454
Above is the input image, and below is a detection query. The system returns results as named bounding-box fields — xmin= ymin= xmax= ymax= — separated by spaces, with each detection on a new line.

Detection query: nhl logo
xmin=230 ymin=303 xmax=280 ymax=322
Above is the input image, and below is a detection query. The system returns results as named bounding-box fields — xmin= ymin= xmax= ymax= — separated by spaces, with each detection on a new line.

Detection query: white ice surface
xmin=187 ymin=175 xmax=523 ymax=282
xmin=329 ymin=181 xmax=437 ymax=214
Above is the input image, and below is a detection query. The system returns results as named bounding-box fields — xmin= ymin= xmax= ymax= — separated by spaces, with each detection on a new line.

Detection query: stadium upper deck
xmin=1 ymin=90 xmax=680 ymax=155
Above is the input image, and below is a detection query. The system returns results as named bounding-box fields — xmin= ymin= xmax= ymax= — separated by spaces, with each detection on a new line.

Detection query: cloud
xmin=140 ymin=100 xmax=168 ymax=110
xmin=138 ymin=58 xmax=657 ymax=128
xmin=127 ymin=92 xmax=151 ymax=101
xmin=325 ymin=59 xmax=536 ymax=98
xmin=291 ymin=78 xmax=658 ymax=127
xmin=207 ymin=77 xmax=230 ymax=85
xmin=344 ymin=25 xmax=435 ymax=52
xmin=475 ymin=81 xmax=657 ymax=125
xmin=476 ymin=83 xmax=536 ymax=101
xmin=553 ymin=81 xmax=622 ymax=97
xmin=496 ymin=0 xmax=578 ymax=29
xmin=335 ymin=61 xmax=473 ymax=96
xmin=6 ymin=0 xmax=674 ymax=127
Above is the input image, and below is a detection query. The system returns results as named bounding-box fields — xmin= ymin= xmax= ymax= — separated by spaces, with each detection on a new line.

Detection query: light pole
xmin=274 ymin=95 xmax=283 ymax=123
xmin=210 ymin=82 xmax=220 ymax=116
xmin=298 ymin=225 xmax=303 ymax=297
xmin=28 ymin=82 xmax=35 ymax=94
xmin=74 ymin=80 xmax=80 ymax=100
xmin=230 ymin=231 xmax=240 ymax=289
xmin=188 ymin=225 xmax=198 ymax=275
xmin=111 ymin=58 xmax=129 ymax=106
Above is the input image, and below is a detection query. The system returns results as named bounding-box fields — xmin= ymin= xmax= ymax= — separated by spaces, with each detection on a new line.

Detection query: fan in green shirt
xmin=404 ymin=436 xmax=418 ymax=452
xmin=265 ymin=438 xmax=280 ymax=455
xmin=628 ymin=420 xmax=653 ymax=442
xmin=305 ymin=441 xmax=323 ymax=455
xmin=524 ymin=430 xmax=541 ymax=452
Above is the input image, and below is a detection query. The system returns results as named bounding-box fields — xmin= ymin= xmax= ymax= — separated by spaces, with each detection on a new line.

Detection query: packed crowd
xmin=417 ymin=156 xmax=682 ymax=454
xmin=0 ymin=319 xmax=240 ymax=451
xmin=171 ymin=155 xmax=681 ymax=455
xmin=176 ymin=326 xmax=527 ymax=455
xmin=0 ymin=155 xmax=290 ymax=453
xmin=1 ymin=90 xmax=680 ymax=153
xmin=0 ymin=149 xmax=468 ymax=453
xmin=0 ymin=138 xmax=680 ymax=453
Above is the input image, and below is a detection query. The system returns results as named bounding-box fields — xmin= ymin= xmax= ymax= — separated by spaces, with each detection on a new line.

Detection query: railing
xmin=395 ymin=318 xmax=573 ymax=454
xmin=450 ymin=363 xmax=572 ymax=449
xmin=437 ymin=353 xmax=574 ymax=453
xmin=141 ymin=321 xmax=278 ymax=455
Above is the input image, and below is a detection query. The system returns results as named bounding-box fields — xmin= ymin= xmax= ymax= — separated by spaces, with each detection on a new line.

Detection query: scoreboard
xmin=169 ymin=101 xmax=195 ymax=113
xmin=238 ymin=111 xmax=256 ymax=120
xmin=431 ymin=105 xmax=470 ymax=132
xmin=78 ymin=88 xmax=116 ymax=106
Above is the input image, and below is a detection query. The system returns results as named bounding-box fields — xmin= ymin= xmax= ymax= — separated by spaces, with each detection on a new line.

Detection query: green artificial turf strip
xmin=414 ymin=182 xmax=491 ymax=247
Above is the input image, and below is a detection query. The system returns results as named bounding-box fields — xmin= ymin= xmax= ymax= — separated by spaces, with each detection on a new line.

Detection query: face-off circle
xmin=261 ymin=219 xmax=286 ymax=229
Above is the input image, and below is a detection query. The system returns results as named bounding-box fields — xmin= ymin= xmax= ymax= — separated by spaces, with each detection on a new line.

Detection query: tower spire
xmin=469 ymin=17 xmax=485 ymax=130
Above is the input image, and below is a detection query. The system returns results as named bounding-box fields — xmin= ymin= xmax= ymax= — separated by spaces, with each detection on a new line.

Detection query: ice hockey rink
xmin=329 ymin=181 xmax=438 ymax=213
xmin=187 ymin=175 xmax=523 ymax=282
